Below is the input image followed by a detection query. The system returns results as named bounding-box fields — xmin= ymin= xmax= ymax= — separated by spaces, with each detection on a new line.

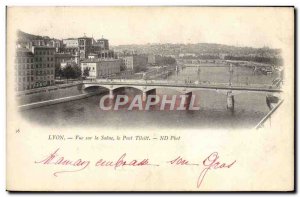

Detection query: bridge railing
xmin=83 ymin=79 xmax=280 ymax=91
xmin=255 ymin=99 xmax=284 ymax=129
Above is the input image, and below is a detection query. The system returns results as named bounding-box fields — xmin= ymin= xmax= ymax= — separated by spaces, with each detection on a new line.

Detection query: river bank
xmin=16 ymin=82 xmax=106 ymax=110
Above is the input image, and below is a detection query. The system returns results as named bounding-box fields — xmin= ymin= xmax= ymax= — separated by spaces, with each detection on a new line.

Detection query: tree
xmin=134 ymin=66 xmax=147 ymax=73
xmin=61 ymin=64 xmax=82 ymax=81
xmin=55 ymin=64 xmax=62 ymax=78
xmin=120 ymin=64 xmax=127 ymax=72
xmin=83 ymin=67 xmax=90 ymax=78
xmin=73 ymin=65 xmax=82 ymax=79
xmin=62 ymin=65 xmax=74 ymax=81
xmin=155 ymin=56 xmax=177 ymax=66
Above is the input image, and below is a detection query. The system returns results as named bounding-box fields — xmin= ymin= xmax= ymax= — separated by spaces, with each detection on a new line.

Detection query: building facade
xmin=122 ymin=55 xmax=148 ymax=71
xmin=61 ymin=35 xmax=116 ymax=62
xmin=15 ymin=48 xmax=35 ymax=91
xmin=31 ymin=46 xmax=56 ymax=88
xmin=81 ymin=59 xmax=121 ymax=79
xmin=55 ymin=53 xmax=76 ymax=69
xmin=63 ymin=38 xmax=79 ymax=48
xmin=15 ymin=46 xmax=56 ymax=91
xmin=95 ymin=38 xmax=109 ymax=50
xmin=78 ymin=36 xmax=93 ymax=60
xmin=88 ymin=50 xmax=115 ymax=59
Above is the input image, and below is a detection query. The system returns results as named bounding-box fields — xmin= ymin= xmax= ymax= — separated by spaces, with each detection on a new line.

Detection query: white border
xmin=0 ymin=0 xmax=298 ymax=196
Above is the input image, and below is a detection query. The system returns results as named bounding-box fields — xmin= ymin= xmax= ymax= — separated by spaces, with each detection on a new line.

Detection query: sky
xmin=7 ymin=7 xmax=293 ymax=48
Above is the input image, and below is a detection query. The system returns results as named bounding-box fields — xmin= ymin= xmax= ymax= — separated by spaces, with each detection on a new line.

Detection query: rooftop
xmin=78 ymin=34 xmax=92 ymax=39
xmin=81 ymin=58 xmax=120 ymax=63
xmin=16 ymin=47 xmax=34 ymax=56
xmin=97 ymin=38 xmax=108 ymax=41
xmin=32 ymin=46 xmax=56 ymax=49
xmin=63 ymin=38 xmax=78 ymax=40
xmin=16 ymin=47 xmax=31 ymax=52
xmin=55 ymin=53 xmax=73 ymax=57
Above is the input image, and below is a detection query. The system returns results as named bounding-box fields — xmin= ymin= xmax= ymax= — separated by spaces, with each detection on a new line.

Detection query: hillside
xmin=17 ymin=30 xmax=51 ymax=43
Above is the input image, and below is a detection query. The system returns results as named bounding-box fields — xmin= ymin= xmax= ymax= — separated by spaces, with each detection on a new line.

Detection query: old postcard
xmin=6 ymin=7 xmax=294 ymax=191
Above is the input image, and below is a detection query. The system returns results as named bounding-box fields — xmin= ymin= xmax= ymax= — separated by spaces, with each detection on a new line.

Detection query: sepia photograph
xmin=12 ymin=7 xmax=284 ymax=129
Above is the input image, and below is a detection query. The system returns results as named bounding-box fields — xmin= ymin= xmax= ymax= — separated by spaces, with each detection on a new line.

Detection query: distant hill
xmin=17 ymin=30 xmax=51 ymax=43
xmin=112 ymin=43 xmax=281 ymax=57
xmin=16 ymin=30 xmax=281 ymax=60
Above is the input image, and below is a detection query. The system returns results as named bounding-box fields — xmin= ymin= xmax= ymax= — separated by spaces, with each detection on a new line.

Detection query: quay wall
xmin=16 ymin=82 xmax=107 ymax=110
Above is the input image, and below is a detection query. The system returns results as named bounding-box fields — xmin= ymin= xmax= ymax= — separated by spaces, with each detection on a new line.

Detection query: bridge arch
xmin=112 ymin=86 xmax=143 ymax=94
xmin=83 ymin=84 xmax=158 ymax=94
xmin=82 ymin=84 xmax=110 ymax=94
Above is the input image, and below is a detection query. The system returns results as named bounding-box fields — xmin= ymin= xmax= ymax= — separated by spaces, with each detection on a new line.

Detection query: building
xmin=15 ymin=46 xmax=56 ymax=91
xmin=81 ymin=59 xmax=121 ymax=79
xmin=78 ymin=35 xmax=93 ymax=60
xmin=88 ymin=53 xmax=98 ymax=59
xmin=25 ymin=38 xmax=63 ymax=53
xmin=31 ymin=46 xmax=56 ymax=88
xmin=48 ymin=39 xmax=63 ymax=52
xmin=63 ymin=38 xmax=79 ymax=48
xmin=15 ymin=48 xmax=35 ymax=91
xmin=92 ymin=37 xmax=114 ymax=59
xmin=61 ymin=38 xmax=80 ymax=63
xmin=122 ymin=55 xmax=148 ymax=72
xmin=88 ymin=50 xmax=115 ymax=59
xmin=95 ymin=38 xmax=109 ymax=50
xmin=55 ymin=53 xmax=76 ymax=69
xmin=63 ymin=35 xmax=114 ymax=61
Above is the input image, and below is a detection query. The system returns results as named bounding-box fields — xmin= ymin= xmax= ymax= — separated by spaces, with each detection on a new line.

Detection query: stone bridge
xmin=82 ymin=79 xmax=282 ymax=111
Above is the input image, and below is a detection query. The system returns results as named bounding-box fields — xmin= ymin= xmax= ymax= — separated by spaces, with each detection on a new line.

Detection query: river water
xmin=20 ymin=64 xmax=281 ymax=129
